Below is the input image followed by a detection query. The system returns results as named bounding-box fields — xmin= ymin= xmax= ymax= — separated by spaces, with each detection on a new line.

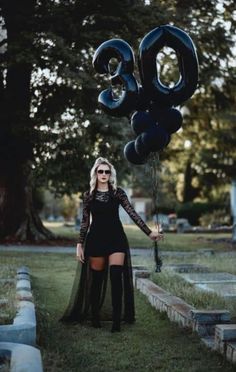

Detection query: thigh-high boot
xmin=90 ymin=269 xmax=104 ymax=328
xmin=110 ymin=265 xmax=123 ymax=332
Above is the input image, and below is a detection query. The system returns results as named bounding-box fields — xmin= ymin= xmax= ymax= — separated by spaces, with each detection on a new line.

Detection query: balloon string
xmin=146 ymin=152 xmax=162 ymax=272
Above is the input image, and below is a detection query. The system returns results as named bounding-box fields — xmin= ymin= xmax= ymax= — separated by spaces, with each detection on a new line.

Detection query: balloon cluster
xmin=125 ymin=106 xmax=182 ymax=164
xmin=93 ymin=25 xmax=198 ymax=164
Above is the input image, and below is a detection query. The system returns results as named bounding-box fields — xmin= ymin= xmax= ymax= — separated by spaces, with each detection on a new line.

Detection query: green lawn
xmin=0 ymin=251 xmax=235 ymax=371
xmin=133 ymin=250 xmax=236 ymax=319
xmin=44 ymin=221 xmax=233 ymax=251
xmin=151 ymin=271 xmax=236 ymax=318
xmin=0 ymin=264 xmax=16 ymax=324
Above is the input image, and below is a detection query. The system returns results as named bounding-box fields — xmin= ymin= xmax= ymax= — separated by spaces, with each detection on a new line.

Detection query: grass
xmin=0 ymin=264 xmax=16 ymax=324
xmin=133 ymin=254 xmax=236 ymax=275
xmin=44 ymin=221 xmax=79 ymax=240
xmin=132 ymin=252 xmax=236 ymax=319
xmin=0 ymin=264 xmax=17 ymax=278
xmin=0 ymin=357 xmax=10 ymax=372
xmin=151 ymin=271 xmax=236 ymax=317
xmin=0 ymin=251 xmax=235 ymax=371
xmin=44 ymin=221 xmax=233 ymax=251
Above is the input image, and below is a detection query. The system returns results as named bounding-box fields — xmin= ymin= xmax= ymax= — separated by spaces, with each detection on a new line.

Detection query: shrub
xmin=176 ymin=202 xmax=228 ymax=225
xmin=199 ymin=209 xmax=231 ymax=227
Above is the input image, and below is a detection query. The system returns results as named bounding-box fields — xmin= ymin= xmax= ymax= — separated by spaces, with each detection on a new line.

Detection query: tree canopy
xmin=0 ymin=0 xmax=235 ymax=239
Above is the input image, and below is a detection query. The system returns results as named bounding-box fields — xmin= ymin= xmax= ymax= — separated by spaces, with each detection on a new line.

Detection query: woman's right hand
xmin=76 ymin=243 xmax=84 ymax=263
xmin=149 ymin=230 xmax=164 ymax=241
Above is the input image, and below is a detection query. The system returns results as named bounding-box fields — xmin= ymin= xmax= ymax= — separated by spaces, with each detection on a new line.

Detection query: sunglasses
xmin=97 ymin=169 xmax=111 ymax=175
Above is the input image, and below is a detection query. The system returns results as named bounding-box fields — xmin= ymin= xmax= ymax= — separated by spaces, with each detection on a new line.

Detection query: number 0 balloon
xmin=138 ymin=25 xmax=198 ymax=107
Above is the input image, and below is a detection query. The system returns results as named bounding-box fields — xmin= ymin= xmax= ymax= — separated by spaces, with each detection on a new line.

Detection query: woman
xmin=61 ymin=157 xmax=163 ymax=332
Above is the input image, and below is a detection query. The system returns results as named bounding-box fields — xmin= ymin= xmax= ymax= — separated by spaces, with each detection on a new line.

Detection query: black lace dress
xmin=79 ymin=187 xmax=151 ymax=257
xmin=60 ymin=186 xmax=151 ymax=323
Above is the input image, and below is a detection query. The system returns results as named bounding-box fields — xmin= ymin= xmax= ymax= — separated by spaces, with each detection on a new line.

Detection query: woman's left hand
xmin=149 ymin=230 xmax=164 ymax=241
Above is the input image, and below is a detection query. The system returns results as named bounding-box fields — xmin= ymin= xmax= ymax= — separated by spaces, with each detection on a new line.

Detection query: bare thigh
xmin=109 ymin=252 xmax=125 ymax=266
xmin=90 ymin=256 xmax=106 ymax=271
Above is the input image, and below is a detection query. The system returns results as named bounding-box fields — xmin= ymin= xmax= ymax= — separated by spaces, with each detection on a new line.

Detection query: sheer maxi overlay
xmin=60 ymin=186 xmax=151 ymax=323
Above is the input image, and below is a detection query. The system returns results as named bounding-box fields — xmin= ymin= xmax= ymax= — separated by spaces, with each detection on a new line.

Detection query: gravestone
xmin=196 ymin=283 xmax=236 ymax=298
xmin=178 ymin=272 xmax=236 ymax=299
xmin=165 ymin=264 xmax=210 ymax=273
xmin=180 ymin=272 xmax=236 ymax=284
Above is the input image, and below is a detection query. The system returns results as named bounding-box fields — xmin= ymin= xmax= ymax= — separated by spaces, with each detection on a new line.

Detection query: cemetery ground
xmin=1 ymin=226 xmax=236 ymax=371
xmin=0 ymin=251 xmax=235 ymax=372
xmin=45 ymin=221 xmax=232 ymax=251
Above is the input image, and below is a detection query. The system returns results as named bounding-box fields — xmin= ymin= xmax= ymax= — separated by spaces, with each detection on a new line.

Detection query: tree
xmin=158 ymin=0 xmax=236 ymax=202
xmin=0 ymin=0 xmax=235 ymax=240
xmin=0 ymin=0 xmax=165 ymax=240
xmin=0 ymin=0 xmax=51 ymax=240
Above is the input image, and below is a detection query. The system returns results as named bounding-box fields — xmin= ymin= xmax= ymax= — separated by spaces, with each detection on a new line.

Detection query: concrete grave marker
xmin=180 ymin=272 xmax=236 ymax=284
xmin=165 ymin=263 xmax=210 ymax=273
xmin=196 ymin=283 xmax=236 ymax=298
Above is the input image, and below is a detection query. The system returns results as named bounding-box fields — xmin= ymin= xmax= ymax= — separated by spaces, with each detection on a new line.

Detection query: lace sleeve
xmin=117 ymin=188 xmax=152 ymax=236
xmin=78 ymin=191 xmax=90 ymax=244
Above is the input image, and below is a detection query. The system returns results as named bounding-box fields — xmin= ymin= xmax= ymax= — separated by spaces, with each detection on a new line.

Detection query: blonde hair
xmin=90 ymin=157 xmax=117 ymax=194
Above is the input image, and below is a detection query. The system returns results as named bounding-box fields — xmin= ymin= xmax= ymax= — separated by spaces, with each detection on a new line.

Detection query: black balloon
xmin=93 ymin=39 xmax=135 ymax=74
xmin=124 ymin=140 xmax=147 ymax=165
xmin=93 ymin=39 xmax=138 ymax=117
xmin=161 ymin=108 xmax=182 ymax=134
xmin=98 ymin=75 xmax=138 ymax=117
xmin=149 ymin=102 xmax=164 ymax=121
xmin=149 ymin=104 xmax=183 ymax=134
xmin=165 ymin=133 xmax=171 ymax=147
xmin=131 ymin=111 xmax=155 ymax=135
xmin=93 ymin=26 xmax=198 ymax=164
xmin=135 ymin=85 xmax=150 ymax=111
xmin=135 ymin=134 xmax=150 ymax=157
xmin=138 ymin=24 xmax=199 ymax=106
xmin=141 ymin=125 xmax=169 ymax=152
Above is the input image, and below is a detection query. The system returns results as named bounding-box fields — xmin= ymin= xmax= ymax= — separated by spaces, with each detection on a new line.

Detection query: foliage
xmin=40 ymin=189 xmax=80 ymax=220
xmin=176 ymin=201 xmax=228 ymax=225
xmin=155 ymin=0 xmax=236 ymax=202
xmin=199 ymin=208 xmax=231 ymax=227
xmin=0 ymin=0 xmax=235 ymax=240
xmin=1 ymin=0 xmax=235 ymax=195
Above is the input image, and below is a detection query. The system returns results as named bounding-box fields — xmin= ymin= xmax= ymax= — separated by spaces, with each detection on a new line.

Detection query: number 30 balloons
xmin=93 ymin=24 xmax=198 ymax=164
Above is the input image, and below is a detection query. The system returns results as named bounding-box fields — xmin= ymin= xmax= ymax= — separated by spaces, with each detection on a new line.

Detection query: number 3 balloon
xmin=92 ymin=39 xmax=139 ymax=117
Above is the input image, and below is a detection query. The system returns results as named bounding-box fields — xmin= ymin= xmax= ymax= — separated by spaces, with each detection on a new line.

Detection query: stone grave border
xmin=0 ymin=266 xmax=43 ymax=372
xmin=133 ymin=266 xmax=236 ymax=365
xmin=0 ymin=342 xmax=43 ymax=372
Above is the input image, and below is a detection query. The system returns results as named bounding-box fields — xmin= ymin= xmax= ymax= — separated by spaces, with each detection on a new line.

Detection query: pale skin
xmin=76 ymin=164 xmax=164 ymax=270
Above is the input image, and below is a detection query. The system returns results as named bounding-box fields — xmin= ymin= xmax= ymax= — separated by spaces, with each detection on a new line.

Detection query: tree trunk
xmin=0 ymin=157 xmax=54 ymax=241
xmin=0 ymin=0 xmax=54 ymax=241
xmin=183 ymin=159 xmax=200 ymax=203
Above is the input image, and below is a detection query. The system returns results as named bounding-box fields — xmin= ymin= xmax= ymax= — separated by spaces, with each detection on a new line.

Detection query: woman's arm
xmin=117 ymin=187 xmax=160 ymax=238
xmin=76 ymin=192 xmax=90 ymax=262
xmin=77 ymin=191 xmax=90 ymax=245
